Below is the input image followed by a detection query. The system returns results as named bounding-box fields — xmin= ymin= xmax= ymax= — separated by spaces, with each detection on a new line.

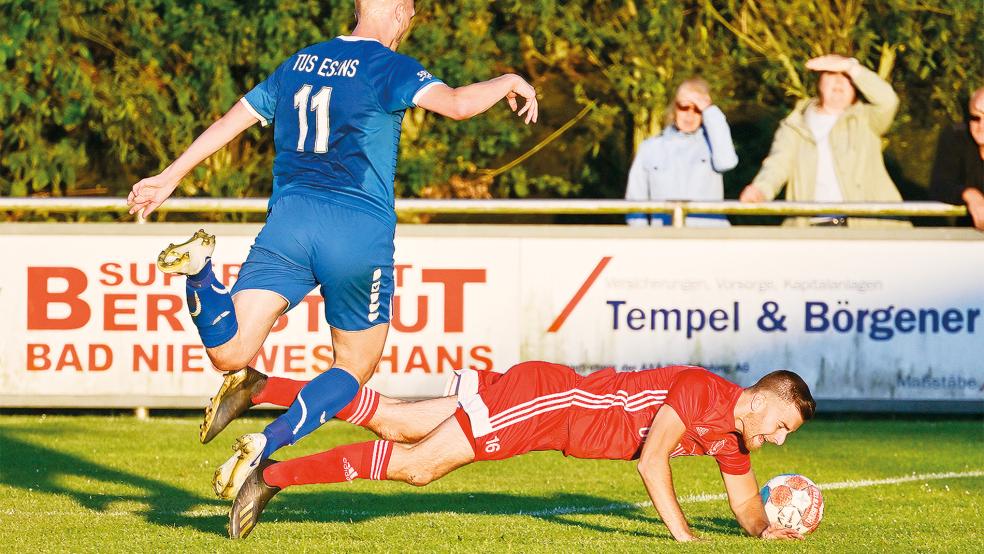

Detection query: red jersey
xmin=564 ymin=366 xmax=749 ymax=475
xmin=454 ymin=362 xmax=751 ymax=475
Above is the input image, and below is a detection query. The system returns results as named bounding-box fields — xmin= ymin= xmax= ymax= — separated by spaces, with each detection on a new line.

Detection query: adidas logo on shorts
xmin=368 ymin=268 xmax=382 ymax=322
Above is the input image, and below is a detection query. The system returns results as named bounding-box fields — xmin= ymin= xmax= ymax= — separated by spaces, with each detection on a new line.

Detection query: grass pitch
xmin=0 ymin=414 xmax=981 ymax=553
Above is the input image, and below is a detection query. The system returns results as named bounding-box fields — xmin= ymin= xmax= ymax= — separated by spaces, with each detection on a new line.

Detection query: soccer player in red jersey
xmin=226 ymin=362 xmax=814 ymax=541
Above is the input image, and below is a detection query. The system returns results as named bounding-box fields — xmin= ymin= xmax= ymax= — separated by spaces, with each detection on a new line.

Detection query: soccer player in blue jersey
xmin=126 ymin=0 xmax=539 ymax=497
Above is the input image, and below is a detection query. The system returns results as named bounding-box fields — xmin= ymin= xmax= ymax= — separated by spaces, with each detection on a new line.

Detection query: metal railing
xmin=0 ymin=197 xmax=967 ymax=227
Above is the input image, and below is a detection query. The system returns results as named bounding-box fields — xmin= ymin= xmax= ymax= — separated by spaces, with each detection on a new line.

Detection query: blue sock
xmin=185 ymin=258 xmax=238 ymax=348
xmin=261 ymin=367 xmax=360 ymax=458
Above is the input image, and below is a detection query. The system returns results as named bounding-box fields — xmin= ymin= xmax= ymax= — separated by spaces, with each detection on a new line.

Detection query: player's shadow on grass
xmin=0 ymin=430 xmax=740 ymax=539
xmin=0 ymin=430 xmax=228 ymax=534
xmin=609 ymin=512 xmax=744 ymax=537
xmin=261 ymin=488 xmax=741 ymax=538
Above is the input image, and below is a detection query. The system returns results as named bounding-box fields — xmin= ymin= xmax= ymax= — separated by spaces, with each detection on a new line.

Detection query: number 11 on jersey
xmin=293 ymin=85 xmax=332 ymax=153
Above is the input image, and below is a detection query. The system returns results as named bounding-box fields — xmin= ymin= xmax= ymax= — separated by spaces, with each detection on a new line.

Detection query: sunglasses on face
xmin=675 ymin=102 xmax=701 ymax=114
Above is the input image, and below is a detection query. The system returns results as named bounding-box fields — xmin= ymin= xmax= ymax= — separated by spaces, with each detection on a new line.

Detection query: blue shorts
xmin=231 ymin=194 xmax=395 ymax=331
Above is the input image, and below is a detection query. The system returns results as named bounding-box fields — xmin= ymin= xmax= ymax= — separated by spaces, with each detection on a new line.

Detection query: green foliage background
xmin=1 ymin=0 xmax=981 ymax=209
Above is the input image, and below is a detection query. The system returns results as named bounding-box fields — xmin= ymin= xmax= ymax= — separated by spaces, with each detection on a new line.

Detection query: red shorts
xmin=451 ymin=361 xmax=580 ymax=461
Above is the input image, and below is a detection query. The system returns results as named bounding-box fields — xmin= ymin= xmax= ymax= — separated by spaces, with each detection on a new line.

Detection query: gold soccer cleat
xmin=157 ymin=229 xmax=216 ymax=275
xmin=214 ymin=433 xmax=268 ymax=500
xmin=228 ymin=459 xmax=280 ymax=540
xmin=200 ymin=367 xmax=269 ymax=444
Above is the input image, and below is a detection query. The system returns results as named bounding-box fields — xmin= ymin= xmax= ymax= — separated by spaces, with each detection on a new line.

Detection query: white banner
xmin=1 ymin=226 xmax=981 ymax=408
xmin=521 ymin=238 xmax=984 ymax=403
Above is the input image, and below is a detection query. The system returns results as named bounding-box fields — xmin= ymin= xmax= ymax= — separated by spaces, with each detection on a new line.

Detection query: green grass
xmin=0 ymin=415 xmax=981 ymax=553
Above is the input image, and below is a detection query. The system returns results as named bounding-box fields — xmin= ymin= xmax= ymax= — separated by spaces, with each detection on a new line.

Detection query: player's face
xmin=742 ymin=393 xmax=804 ymax=451
xmin=818 ymin=72 xmax=857 ymax=112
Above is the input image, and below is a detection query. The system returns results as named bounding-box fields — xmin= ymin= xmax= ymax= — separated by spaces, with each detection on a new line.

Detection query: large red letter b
xmin=27 ymin=267 xmax=91 ymax=330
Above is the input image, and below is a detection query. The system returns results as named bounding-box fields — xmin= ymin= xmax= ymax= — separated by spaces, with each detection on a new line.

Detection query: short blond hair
xmin=664 ymin=77 xmax=711 ymax=126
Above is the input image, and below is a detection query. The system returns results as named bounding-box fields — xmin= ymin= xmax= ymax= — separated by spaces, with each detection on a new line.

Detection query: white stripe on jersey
xmin=239 ymin=97 xmax=269 ymax=127
xmin=489 ymin=393 xmax=668 ymax=429
xmin=490 ymin=398 xmax=667 ymax=434
xmin=411 ymin=81 xmax=443 ymax=106
xmin=490 ymin=388 xmax=668 ymax=425
xmin=488 ymin=389 xmax=667 ymax=433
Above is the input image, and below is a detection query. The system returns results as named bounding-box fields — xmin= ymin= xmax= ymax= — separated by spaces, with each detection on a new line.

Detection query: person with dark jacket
xmin=930 ymin=87 xmax=984 ymax=231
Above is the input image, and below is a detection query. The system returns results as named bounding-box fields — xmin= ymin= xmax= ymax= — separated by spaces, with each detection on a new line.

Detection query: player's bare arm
xmin=636 ymin=404 xmax=696 ymax=542
xmin=415 ymin=74 xmax=539 ymax=124
xmin=127 ymin=101 xmax=258 ymax=217
xmin=721 ymin=470 xmax=804 ymax=540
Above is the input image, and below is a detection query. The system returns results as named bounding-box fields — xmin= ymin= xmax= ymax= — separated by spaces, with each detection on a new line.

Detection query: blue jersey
xmin=241 ymin=36 xmax=443 ymax=227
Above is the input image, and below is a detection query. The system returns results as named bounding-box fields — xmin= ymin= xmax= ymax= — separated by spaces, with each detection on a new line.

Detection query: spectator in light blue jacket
xmin=625 ymin=77 xmax=739 ymax=227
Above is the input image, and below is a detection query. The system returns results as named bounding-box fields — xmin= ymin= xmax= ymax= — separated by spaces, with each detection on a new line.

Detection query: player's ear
xmin=394 ymin=1 xmax=407 ymax=25
xmin=750 ymin=391 xmax=766 ymax=413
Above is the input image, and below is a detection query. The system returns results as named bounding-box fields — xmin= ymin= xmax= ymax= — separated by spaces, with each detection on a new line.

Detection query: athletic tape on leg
xmin=185 ymin=259 xmax=238 ymax=348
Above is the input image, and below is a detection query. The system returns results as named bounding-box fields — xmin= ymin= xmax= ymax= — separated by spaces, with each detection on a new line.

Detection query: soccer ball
xmin=760 ymin=474 xmax=824 ymax=534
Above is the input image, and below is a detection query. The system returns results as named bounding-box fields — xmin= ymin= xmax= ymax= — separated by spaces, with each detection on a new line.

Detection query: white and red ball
xmin=760 ymin=474 xmax=824 ymax=534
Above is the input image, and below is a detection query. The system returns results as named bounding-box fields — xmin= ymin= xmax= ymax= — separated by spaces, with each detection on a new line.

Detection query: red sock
xmin=334 ymin=388 xmax=380 ymax=425
xmin=263 ymin=440 xmax=393 ymax=488
xmin=250 ymin=376 xmax=306 ymax=407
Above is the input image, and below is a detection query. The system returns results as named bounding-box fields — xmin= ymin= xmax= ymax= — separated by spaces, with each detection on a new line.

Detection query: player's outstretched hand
xmin=506 ymin=75 xmax=539 ymax=125
xmin=759 ymin=525 xmax=805 ymax=540
xmin=127 ymin=173 xmax=179 ymax=218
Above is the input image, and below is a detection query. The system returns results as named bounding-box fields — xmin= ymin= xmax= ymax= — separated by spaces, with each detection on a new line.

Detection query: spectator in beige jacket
xmin=739 ymin=55 xmax=910 ymax=227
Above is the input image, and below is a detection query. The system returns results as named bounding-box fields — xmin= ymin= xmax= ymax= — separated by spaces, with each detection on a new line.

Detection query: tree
xmin=2 ymin=0 xmax=980 ymax=216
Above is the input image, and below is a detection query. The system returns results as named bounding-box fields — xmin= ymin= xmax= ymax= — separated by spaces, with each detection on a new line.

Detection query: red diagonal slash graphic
xmin=547 ymin=256 xmax=612 ymax=333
